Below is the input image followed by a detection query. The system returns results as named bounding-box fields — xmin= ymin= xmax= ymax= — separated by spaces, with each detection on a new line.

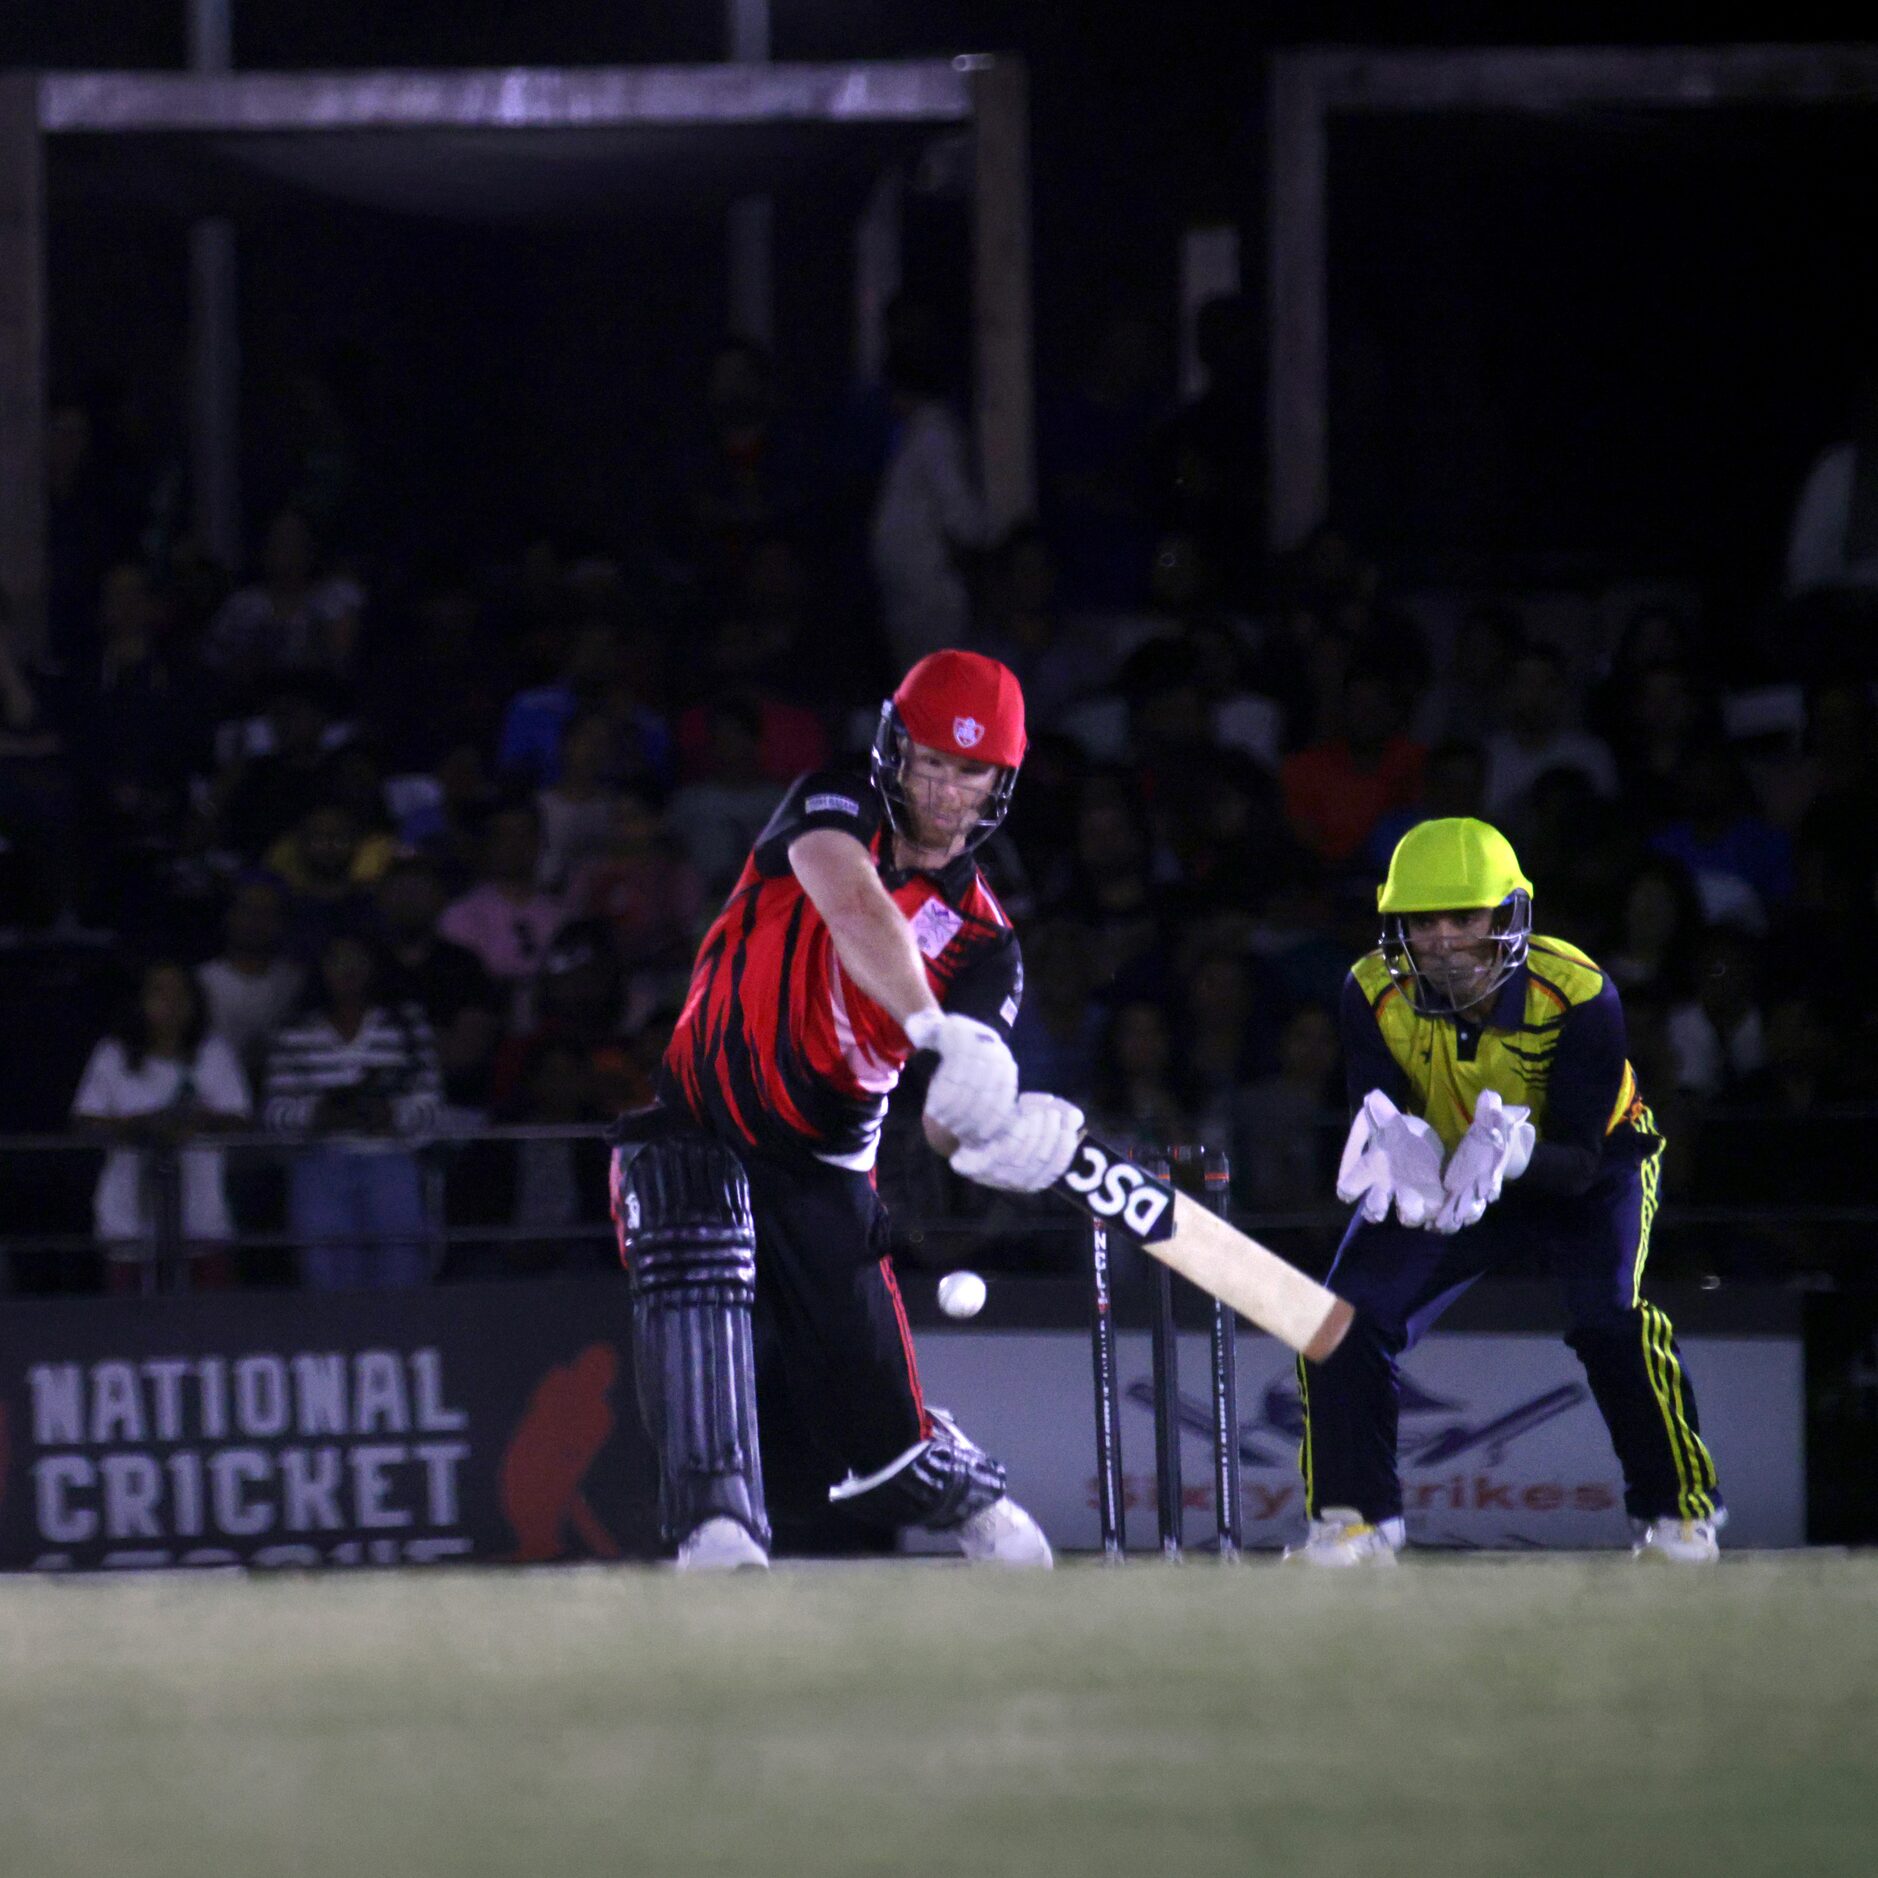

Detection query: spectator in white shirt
xmin=1784 ymin=372 xmax=1878 ymax=603
xmin=537 ymin=711 xmax=621 ymax=892
xmin=71 ymin=961 xmax=251 ymax=1291
xmin=200 ymin=507 xmax=364 ymax=687
xmin=196 ymin=875 xmax=305 ymax=1081
xmin=1667 ymin=924 xmax=1767 ymax=1099
xmin=869 ymin=301 xmax=988 ymax=669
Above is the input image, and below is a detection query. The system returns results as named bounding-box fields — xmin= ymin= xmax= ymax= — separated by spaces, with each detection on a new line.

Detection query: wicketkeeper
xmin=610 ymin=650 xmax=1082 ymax=1569
xmin=1290 ymin=816 xmax=1723 ymax=1566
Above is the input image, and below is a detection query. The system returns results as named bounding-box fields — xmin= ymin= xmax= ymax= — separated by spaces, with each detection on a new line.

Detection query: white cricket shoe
xmin=955 ymin=1496 xmax=1054 ymax=1568
xmin=1632 ymin=1517 xmax=1721 ymax=1564
xmin=676 ymin=1517 xmax=770 ymax=1573
xmin=1282 ymin=1507 xmax=1404 ymax=1568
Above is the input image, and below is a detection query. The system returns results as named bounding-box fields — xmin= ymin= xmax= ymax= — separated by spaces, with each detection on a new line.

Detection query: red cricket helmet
xmin=892 ymin=649 xmax=1027 ymax=768
xmin=870 ymin=649 xmax=1026 ymax=854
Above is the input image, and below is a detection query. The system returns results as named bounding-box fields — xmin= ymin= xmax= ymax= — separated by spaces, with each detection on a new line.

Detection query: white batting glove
xmin=1337 ymin=1090 xmax=1446 ymax=1228
xmin=904 ymin=1008 xmax=1019 ymax=1147
xmin=1433 ymin=1089 xmax=1536 ymax=1235
xmin=950 ymin=1092 xmax=1085 ymax=1193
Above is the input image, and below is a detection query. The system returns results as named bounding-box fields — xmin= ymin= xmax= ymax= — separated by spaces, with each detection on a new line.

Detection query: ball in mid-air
xmin=937 ymin=1270 xmax=987 ymax=1319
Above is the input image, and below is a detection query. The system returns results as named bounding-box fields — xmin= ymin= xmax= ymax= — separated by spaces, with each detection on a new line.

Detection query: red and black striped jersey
xmin=659 ymin=769 xmax=1022 ymax=1169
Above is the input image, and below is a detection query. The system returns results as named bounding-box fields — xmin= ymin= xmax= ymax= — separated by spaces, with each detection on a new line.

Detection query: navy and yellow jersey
xmin=1339 ymin=934 xmax=1650 ymax=1198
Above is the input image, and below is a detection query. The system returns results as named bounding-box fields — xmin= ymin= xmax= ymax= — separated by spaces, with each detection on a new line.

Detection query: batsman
xmin=1290 ymin=817 xmax=1724 ymax=1566
xmin=610 ymin=650 xmax=1081 ymax=1570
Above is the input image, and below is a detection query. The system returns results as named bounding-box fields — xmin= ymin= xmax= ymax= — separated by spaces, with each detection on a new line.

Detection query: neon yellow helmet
xmin=1378 ymin=817 xmax=1532 ymax=914
xmin=1377 ymin=818 xmax=1534 ymax=1014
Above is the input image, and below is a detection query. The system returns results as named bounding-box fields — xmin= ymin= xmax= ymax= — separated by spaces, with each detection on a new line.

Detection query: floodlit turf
xmin=1 ymin=1556 xmax=1874 ymax=1878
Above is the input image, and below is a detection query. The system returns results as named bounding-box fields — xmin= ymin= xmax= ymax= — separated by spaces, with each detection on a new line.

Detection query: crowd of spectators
xmin=5 ymin=296 xmax=1875 ymax=1296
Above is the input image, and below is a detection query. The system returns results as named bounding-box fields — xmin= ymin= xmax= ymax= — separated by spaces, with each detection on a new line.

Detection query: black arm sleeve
xmin=750 ymin=768 xmax=883 ymax=878
xmin=1517 ymin=977 xmax=1628 ymax=1198
xmin=1339 ymin=971 xmax=1414 ymax=1117
xmin=939 ymin=931 xmax=1023 ymax=1045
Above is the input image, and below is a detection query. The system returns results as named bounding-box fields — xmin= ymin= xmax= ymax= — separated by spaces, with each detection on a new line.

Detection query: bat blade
xmin=1151 ymin=1192 xmax=1353 ymax=1361
xmin=1050 ymin=1133 xmax=1352 ymax=1361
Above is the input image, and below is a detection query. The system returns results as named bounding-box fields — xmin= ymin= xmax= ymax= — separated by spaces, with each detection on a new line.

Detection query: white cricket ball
xmin=937 ymin=1270 xmax=987 ymax=1319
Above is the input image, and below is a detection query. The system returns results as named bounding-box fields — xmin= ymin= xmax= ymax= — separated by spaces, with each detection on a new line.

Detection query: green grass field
xmin=1 ymin=1555 xmax=1873 ymax=1877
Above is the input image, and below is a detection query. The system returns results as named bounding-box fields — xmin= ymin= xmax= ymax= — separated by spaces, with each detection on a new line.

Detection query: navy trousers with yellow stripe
xmin=1299 ymin=1128 xmax=1721 ymax=1527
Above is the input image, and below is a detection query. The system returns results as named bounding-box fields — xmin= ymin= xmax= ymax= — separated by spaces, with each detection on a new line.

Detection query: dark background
xmin=15 ymin=7 xmax=1878 ymax=600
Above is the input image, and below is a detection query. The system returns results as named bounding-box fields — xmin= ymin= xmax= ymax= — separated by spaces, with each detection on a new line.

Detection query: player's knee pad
xmin=828 ymin=1406 xmax=1006 ymax=1532
xmin=614 ymin=1134 xmax=769 ymax=1549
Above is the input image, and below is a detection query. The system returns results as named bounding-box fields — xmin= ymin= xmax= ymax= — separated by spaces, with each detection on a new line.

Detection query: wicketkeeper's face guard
xmin=1381 ymin=894 xmax=1532 ymax=1017
xmin=1375 ymin=815 xmax=1534 ymax=1017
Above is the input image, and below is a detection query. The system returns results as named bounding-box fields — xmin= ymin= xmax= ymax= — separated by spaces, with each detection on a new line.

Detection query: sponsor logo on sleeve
xmin=805 ymin=793 xmax=862 ymax=818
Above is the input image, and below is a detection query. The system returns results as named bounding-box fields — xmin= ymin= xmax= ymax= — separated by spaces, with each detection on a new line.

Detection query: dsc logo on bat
xmin=1061 ymin=1141 xmax=1176 ymax=1241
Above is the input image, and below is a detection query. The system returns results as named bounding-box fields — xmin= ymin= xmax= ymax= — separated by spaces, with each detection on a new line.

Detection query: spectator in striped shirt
xmin=262 ymin=933 xmax=441 ymax=1291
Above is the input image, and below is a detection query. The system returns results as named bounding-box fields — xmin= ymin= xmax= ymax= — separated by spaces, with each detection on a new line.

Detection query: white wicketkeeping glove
xmin=1336 ymin=1092 xmax=1393 ymax=1223
xmin=904 ymin=1008 xmax=1019 ymax=1148
xmin=950 ymin=1092 xmax=1086 ymax=1193
xmin=1336 ymin=1090 xmax=1447 ymax=1228
xmin=1433 ymin=1089 xmax=1536 ymax=1235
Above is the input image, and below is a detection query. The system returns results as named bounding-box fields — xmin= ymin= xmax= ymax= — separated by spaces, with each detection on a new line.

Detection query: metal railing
xmin=1 ymin=1101 xmax=1871 ymax=1297
xmin=0 ymin=1124 xmax=623 ymax=1296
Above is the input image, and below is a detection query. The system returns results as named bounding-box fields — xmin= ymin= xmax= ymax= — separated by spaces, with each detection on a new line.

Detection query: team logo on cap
xmin=953 ymin=715 xmax=984 ymax=749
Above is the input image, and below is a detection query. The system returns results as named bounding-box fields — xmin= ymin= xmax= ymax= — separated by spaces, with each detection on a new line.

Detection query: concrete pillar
xmin=1268 ymin=56 xmax=1328 ymax=552
xmin=186 ymin=0 xmax=232 ymax=70
xmin=189 ymin=0 xmax=241 ymax=566
xmin=726 ymin=0 xmax=773 ymax=345
xmin=967 ymin=56 xmax=1034 ymax=534
xmin=0 ymin=76 xmax=46 ymax=653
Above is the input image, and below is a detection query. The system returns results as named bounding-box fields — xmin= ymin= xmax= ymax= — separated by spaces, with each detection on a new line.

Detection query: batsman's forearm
xmin=790 ymin=832 xmax=937 ymax=1029
xmin=822 ymin=889 xmax=940 ymax=1027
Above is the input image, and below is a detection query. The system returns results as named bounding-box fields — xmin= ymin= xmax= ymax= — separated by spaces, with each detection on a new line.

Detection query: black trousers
xmin=741 ymin=1149 xmax=934 ymax=1503
xmin=1301 ymin=1119 xmax=1722 ymax=1527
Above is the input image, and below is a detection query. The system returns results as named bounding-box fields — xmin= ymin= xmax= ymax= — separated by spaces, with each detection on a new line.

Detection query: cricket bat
xmin=1050 ymin=1132 xmax=1353 ymax=1361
